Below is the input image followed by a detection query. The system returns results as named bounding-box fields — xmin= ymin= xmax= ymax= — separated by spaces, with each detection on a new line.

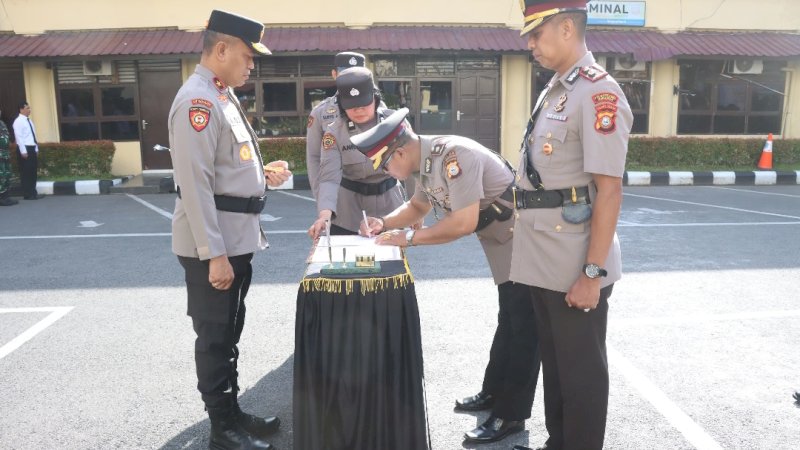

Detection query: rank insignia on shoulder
xmin=213 ymin=77 xmax=226 ymax=92
xmin=322 ymin=132 xmax=336 ymax=150
xmin=579 ymin=65 xmax=608 ymax=83
xmin=446 ymin=160 xmax=461 ymax=179
xmin=239 ymin=144 xmax=252 ymax=161
xmin=431 ymin=142 xmax=448 ymax=156
xmin=307 ymin=116 xmax=314 ymax=128
xmin=189 ymin=106 xmax=211 ymax=132
xmin=191 ymin=98 xmax=213 ymax=108
xmin=592 ymin=92 xmax=619 ymax=134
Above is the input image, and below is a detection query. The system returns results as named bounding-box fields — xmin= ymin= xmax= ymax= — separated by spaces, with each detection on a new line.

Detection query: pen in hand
xmin=362 ymin=210 xmax=371 ymax=238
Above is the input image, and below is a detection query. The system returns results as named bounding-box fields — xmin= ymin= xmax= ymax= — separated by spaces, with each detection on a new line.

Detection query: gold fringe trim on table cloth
xmin=301 ymin=269 xmax=414 ymax=296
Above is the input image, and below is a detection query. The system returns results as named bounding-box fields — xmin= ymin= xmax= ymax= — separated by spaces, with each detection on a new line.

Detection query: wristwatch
xmin=405 ymin=229 xmax=416 ymax=246
xmin=582 ymin=263 xmax=607 ymax=279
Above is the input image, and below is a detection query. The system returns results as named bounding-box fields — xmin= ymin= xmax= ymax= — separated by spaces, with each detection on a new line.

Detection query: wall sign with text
xmin=587 ymin=1 xmax=646 ymax=27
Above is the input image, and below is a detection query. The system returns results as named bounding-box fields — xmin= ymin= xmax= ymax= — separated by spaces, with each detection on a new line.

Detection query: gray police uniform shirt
xmin=170 ymin=64 xmax=267 ymax=260
xmin=509 ymin=52 xmax=632 ymax=292
xmin=316 ymin=106 xmax=405 ymax=232
xmin=305 ymin=95 xmax=339 ymax=199
xmin=413 ymin=136 xmax=515 ymax=285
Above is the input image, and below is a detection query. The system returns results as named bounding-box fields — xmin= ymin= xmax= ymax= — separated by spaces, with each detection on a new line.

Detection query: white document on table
xmin=307 ymin=235 xmax=402 ymax=263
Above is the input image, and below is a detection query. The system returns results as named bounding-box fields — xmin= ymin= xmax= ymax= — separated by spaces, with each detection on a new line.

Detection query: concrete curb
xmin=623 ymin=170 xmax=800 ymax=186
xmin=9 ymin=171 xmax=799 ymax=196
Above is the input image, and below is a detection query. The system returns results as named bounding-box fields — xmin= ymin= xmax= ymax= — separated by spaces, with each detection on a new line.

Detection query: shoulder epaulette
xmin=579 ymin=64 xmax=608 ymax=83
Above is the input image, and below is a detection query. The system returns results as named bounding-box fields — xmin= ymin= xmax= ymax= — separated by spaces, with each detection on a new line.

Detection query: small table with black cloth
xmin=293 ymin=248 xmax=430 ymax=450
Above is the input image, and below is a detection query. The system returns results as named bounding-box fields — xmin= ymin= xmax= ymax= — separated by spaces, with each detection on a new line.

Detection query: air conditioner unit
xmin=614 ymin=56 xmax=646 ymax=72
xmin=83 ymin=60 xmax=112 ymax=76
xmin=731 ymin=59 xmax=763 ymax=75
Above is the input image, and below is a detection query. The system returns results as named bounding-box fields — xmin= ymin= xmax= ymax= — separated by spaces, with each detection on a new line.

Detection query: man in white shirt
xmin=13 ymin=101 xmax=43 ymax=200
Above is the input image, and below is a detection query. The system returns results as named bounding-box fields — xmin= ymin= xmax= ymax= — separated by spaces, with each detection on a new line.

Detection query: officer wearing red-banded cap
xmin=305 ymin=52 xmax=367 ymax=200
xmin=169 ymin=9 xmax=290 ymax=450
xmin=353 ymin=109 xmax=542 ymax=445
xmin=511 ymin=1 xmax=632 ymax=449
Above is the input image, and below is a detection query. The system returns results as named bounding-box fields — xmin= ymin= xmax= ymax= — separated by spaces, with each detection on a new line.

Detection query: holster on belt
xmin=514 ymin=185 xmax=592 ymax=224
xmin=177 ymin=186 xmax=267 ymax=214
xmin=475 ymin=185 xmax=515 ymax=233
xmin=340 ymin=177 xmax=398 ymax=196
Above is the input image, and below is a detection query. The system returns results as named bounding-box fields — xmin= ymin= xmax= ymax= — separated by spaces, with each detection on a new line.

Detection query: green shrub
xmin=627 ymin=137 xmax=800 ymax=170
xmin=9 ymin=141 xmax=115 ymax=178
xmin=259 ymin=137 xmax=307 ymax=173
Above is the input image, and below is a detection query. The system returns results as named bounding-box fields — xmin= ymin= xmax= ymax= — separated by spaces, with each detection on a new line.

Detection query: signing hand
xmin=375 ymin=230 xmax=410 ymax=247
xmin=359 ymin=216 xmax=384 ymax=237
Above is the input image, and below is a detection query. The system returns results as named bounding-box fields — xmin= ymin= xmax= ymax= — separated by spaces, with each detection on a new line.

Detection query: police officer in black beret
xmin=170 ymin=9 xmax=290 ymax=450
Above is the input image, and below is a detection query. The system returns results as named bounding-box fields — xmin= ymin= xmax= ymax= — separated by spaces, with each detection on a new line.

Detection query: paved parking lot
xmin=1 ymin=185 xmax=799 ymax=449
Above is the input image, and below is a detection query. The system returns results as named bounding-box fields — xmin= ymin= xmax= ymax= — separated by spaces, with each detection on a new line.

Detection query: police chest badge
xmin=322 ymin=132 xmax=336 ymax=150
xmin=189 ymin=106 xmax=211 ymax=132
xmin=592 ymin=92 xmax=619 ymax=134
xmin=239 ymin=144 xmax=252 ymax=161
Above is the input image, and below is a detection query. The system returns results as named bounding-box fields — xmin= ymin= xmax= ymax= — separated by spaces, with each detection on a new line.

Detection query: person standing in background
xmin=0 ymin=109 xmax=18 ymax=206
xmin=12 ymin=101 xmax=43 ymax=200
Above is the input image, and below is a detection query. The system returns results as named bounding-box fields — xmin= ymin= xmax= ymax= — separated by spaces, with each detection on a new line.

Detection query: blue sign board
xmin=587 ymin=1 xmax=646 ymax=27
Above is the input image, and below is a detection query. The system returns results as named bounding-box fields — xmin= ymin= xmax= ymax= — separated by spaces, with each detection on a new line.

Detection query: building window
xmin=55 ymin=61 xmax=139 ymax=141
xmin=677 ymin=59 xmax=786 ymax=135
xmin=605 ymin=56 xmax=650 ymax=134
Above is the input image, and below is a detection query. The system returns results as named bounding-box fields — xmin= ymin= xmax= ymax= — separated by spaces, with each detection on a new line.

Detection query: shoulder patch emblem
xmin=307 ymin=116 xmax=314 ymax=128
xmin=189 ymin=106 xmax=211 ymax=132
xmin=191 ymin=98 xmax=213 ymax=108
xmin=239 ymin=144 xmax=252 ymax=161
xmin=446 ymin=160 xmax=462 ymax=179
xmin=580 ymin=65 xmax=609 ymax=83
xmin=322 ymin=133 xmax=336 ymax=150
xmin=592 ymin=92 xmax=619 ymax=134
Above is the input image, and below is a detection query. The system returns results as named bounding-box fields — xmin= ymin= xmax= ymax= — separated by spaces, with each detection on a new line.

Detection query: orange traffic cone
xmin=757 ymin=133 xmax=773 ymax=170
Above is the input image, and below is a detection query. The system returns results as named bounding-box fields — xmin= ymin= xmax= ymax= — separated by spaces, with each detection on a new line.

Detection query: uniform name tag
xmin=546 ymin=113 xmax=568 ymax=122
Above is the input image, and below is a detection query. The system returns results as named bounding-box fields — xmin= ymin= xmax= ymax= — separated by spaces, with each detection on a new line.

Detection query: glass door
xmin=417 ymin=79 xmax=455 ymax=135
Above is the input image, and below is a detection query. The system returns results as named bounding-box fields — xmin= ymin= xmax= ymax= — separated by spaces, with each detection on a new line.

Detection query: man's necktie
xmin=27 ymin=118 xmax=37 ymax=144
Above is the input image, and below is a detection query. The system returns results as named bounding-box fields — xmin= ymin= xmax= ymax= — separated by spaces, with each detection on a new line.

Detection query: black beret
xmin=351 ymin=108 xmax=410 ymax=170
xmin=336 ymin=67 xmax=376 ymax=110
xmin=334 ymin=52 xmax=366 ymax=72
xmin=207 ymin=10 xmax=271 ymax=56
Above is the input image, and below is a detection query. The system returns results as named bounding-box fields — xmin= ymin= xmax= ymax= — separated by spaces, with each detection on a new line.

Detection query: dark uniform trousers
xmin=482 ymin=281 xmax=541 ymax=420
xmin=530 ymin=284 xmax=613 ymax=450
xmin=178 ymin=253 xmax=254 ymax=408
xmin=18 ymin=145 xmax=38 ymax=197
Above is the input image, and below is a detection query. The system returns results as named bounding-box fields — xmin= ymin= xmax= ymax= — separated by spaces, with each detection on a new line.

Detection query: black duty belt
xmin=475 ymin=185 xmax=515 ymax=233
xmin=177 ymin=186 xmax=267 ymax=214
xmin=514 ymin=186 xmax=591 ymax=210
xmin=340 ymin=177 xmax=397 ymax=196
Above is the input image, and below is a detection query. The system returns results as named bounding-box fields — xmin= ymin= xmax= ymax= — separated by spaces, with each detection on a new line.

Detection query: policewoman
xmin=307 ymin=66 xmax=405 ymax=238
xmin=169 ymin=10 xmax=290 ymax=450
xmin=305 ymin=51 xmax=366 ymax=199
xmin=510 ymin=1 xmax=633 ymax=449
xmin=352 ymin=108 xmax=541 ymax=445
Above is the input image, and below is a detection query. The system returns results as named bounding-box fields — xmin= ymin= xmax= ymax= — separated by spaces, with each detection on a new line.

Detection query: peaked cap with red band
xmin=519 ymin=0 xmax=588 ymax=36
xmin=350 ymin=108 xmax=410 ymax=171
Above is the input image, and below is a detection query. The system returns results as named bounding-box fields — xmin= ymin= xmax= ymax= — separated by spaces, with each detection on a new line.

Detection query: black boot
xmin=207 ymin=403 xmax=274 ymax=450
xmin=234 ymin=400 xmax=281 ymax=439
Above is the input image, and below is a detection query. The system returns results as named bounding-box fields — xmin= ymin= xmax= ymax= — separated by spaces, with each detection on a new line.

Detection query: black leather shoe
xmin=455 ymin=391 xmax=494 ymax=411
xmin=237 ymin=410 xmax=280 ymax=438
xmin=208 ymin=406 xmax=273 ymax=450
xmin=464 ymin=415 xmax=524 ymax=443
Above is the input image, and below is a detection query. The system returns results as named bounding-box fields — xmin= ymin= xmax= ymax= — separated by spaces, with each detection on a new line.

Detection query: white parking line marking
xmin=0 ymin=307 xmax=74 ymax=360
xmin=702 ymin=186 xmax=800 ymax=198
xmin=275 ymin=190 xmax=315 ymax=202
xmin=623 ymin=193 xmax=800 ymax=220
xmin=618 ymin=221 xmax=800 ymax=228
xmin=0 ymin=231 xmax=308 ymax=240
xmin=125 ymin=193 xmax=173 ymax=219
xmin=608 ymin=344 xmax=724 ymax=450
